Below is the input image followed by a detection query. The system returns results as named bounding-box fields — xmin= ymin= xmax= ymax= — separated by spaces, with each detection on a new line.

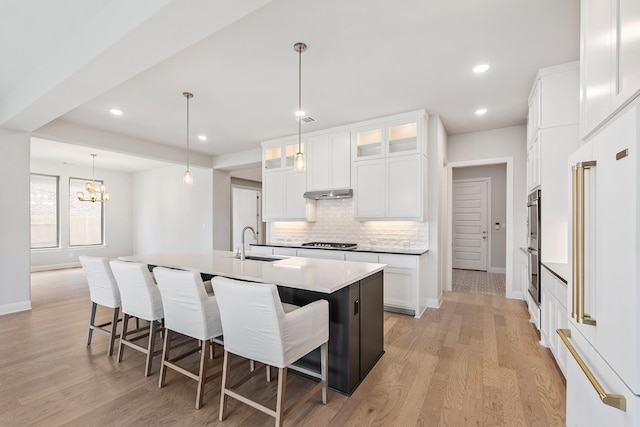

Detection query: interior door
xmin=232 ymin=186 xmax=261 ymax=252
xmin=452 ymin=179 xmax=488 ymax=271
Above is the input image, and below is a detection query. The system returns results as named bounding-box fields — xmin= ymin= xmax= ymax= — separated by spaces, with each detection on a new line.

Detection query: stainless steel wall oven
xmin=527 ymin=189 xmax=541 ymax=305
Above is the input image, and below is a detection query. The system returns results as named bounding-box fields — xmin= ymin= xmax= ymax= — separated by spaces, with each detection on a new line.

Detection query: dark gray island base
xmin=278 ymin=270 xmax=384 ymax=395
xmin=124 ymin=250 xmax=386 ymax=397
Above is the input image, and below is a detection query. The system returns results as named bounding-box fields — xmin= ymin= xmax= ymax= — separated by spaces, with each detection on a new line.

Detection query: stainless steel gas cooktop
xmin=301 ymin=242 xmax=357 ymax=250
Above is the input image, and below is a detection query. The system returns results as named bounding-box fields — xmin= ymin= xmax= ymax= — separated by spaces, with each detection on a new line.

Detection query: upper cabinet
xmin=527 ymin=62 xmax=579 ymax=193
xmin=261 ymin=109 xmax=428 ymax=222
xmin=263 ymin=139 xmax=303 ymax=172
xmin=306 ymin=131 xmax=351 ymax=191
xmin=353 ymin=116 xmax=424 ymax=161
xmin=352 ymin=110 xmax=428 ymax=220
xmin=580 ymin=0 xmax=640 ymax=138
xmin=262 ymin=137 xmax=315 ymax=222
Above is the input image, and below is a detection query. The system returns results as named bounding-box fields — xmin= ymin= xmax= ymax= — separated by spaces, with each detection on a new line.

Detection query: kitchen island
xmin=119 ymin=250 xmax=385 ymax=395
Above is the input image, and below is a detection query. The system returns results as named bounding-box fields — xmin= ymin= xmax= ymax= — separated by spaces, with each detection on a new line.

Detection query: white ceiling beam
xmin=0 ymin=0 xmax=271 ymax=133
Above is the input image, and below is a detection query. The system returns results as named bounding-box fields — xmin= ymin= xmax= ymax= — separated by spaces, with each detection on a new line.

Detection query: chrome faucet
xmin=240 ymin=226 xmax=257 ymax=261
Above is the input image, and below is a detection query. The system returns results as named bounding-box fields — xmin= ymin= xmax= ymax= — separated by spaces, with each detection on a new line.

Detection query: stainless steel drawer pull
xmin=557 ymin=328 xmax=626 ymax=411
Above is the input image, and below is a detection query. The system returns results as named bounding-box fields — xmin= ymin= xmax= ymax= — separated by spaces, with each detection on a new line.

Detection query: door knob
xmin=483 ymin=236 xmax=487 ymax=240
xmin=482 ymin=231 xmax=487 ymax=234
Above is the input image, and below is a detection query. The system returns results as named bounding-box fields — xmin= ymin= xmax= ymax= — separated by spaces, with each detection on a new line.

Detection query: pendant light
xmin=293 ymin=42 xmax=307 ymax=172
xmin=76 ymin=154 xmax=109 ymax=203
xmin=183 ymin=91 xmax=194 ymax=185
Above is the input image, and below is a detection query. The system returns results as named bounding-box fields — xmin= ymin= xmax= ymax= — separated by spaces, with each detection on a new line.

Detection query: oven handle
xmin=557 ymin=328 xmax=626 ymax=411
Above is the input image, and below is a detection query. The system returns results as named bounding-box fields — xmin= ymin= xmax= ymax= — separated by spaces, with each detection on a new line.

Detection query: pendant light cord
xmin=186 ymin=94 xmax=190 ymax=172
xmin=298 ymin=45 xmax=302 ymax=152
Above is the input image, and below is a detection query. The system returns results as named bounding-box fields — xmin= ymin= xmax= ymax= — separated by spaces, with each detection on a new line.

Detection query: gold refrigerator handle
xmin=572 ymin=161 xmax=597 ymax=326
xmin=571 ymin=165 xmax=578 ymax=320
xmin=557 ymin=329 xmax=626 ymax=411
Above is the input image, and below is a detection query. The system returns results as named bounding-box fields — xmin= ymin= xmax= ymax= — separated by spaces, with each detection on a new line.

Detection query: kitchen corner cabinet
xmin=306 ymin=131 xmax=351 ymax=191
xmin=580 ymin=0 xmax=640 ymax=138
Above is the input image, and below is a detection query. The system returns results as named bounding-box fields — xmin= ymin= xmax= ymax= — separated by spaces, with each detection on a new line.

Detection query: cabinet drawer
xmin=273 ymin=247 xmax=298 ymax=257
xmin=345 ymin=252 xmax=379 ymax=263
xmin=379 ymin=254 xmax=417 ymax=269
xmin=297 ymin=249 xmax=345 ymax=261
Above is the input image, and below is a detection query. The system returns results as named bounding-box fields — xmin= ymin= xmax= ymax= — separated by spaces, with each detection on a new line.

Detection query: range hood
xmin=303 ymin=189 xmax=353 ymax=200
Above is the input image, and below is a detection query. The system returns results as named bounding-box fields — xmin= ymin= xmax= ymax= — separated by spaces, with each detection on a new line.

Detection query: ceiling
xmin=2 ymin=0 xmax=580 ymax=163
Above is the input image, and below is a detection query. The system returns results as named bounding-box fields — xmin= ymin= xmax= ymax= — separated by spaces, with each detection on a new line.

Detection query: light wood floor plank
xmin=0 ymin=268 xmax=566 ymax=426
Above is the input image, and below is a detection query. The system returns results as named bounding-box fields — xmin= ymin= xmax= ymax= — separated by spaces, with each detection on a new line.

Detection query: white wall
xmin=133 ymin=165 xmax=213 ymax=254
xmin=427 ymin=115 xmax=447 ymax=308
xmin=0 ymin=131 xmax=31 ymax=314
xmin=30 ymin=158 xmax=134 ymax=268
xmin=453 ymin=164 xmax=507 ymax=270
xmin=448 ymin=125 xmax=527 ymax=298
xmin=212 ymin=169 xmax=231 ymax=250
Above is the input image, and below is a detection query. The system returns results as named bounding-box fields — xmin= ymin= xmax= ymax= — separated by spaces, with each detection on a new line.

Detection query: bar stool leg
xmin=87 ymin=302 xmax=97 ymax=345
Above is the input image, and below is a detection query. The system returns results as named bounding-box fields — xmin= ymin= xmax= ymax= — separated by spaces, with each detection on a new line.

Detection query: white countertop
xmin=119 ymin=250 xmax=386 ymax=294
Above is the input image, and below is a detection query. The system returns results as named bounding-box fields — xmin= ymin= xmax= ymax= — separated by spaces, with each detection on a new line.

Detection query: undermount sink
xmin=239 ymin=255 xmax=284 ymax=262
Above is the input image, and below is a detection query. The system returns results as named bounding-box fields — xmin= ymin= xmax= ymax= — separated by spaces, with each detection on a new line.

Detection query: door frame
xmin=446 ymin=157 xmax=515 ymax=298
xmin=230 ymin=182 xmax=264 ymax=249
xmin=452 ymin=177 xmax=491 ymax=272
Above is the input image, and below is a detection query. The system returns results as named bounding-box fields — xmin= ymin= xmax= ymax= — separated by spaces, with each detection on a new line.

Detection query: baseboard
xmin=426 ymin=297 xmax=442 ymax=309
xmin=489 ymin=267 xmax=506 ymax=274
xmin=507 ymin=290 xmax=524 ymax=300
xmin=31 ymin=262 xmax=81 ymax=272
xmin=0 ymin=300 xmax=32 ymax=315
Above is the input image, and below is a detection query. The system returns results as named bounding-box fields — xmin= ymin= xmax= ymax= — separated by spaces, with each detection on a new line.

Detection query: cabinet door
xmin=284 ymin=171 xmax=307 ymax=219
xmin=387 ymin=155 xmax=422 ymax=219
xmin=353 ymin=125 xmax=383 ymax=160
xmin=528 ymin=79 xmax=541 ymax=143
xmin=329 ymin=132 xmax=351 ymax=188
xmin=306 ymin=135 xmax=331 ymax=191
xmin=387 ymin=120 xmax=419 ymax=156
xmin=383 ymin=269 xmax=414 ymax=310
xmin=590 ymin=106 xmax=639 ymax=393
xmin=297 ymin=249 xmax=345 ymax=261
xmin=263 ymin=173 xmax=284 ymax=220
xmin=353 ymin=160 xmax=385 ymax=218
xmin=580 ymin=0 xmax=613 ymax=137
xmin=614 ymin=0 xmax=640 ymax=110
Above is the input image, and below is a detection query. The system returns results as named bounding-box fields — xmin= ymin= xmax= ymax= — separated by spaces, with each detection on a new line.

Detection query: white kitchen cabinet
xmin=262 ymin=137 xmax=315 ymax=222
xmin=540 ymin=266 xmax=568 ymax=377
xmin=527 ymin=134 xmax=540 ymax=191
xmin=387 ymin=155 xmax=422 ymax=218
xmin=352 ymin=115 xmax=424 ymax=161
xmin=580 ymin=0 xmax=640 ymax=138
xmin=262 ymin=170 xmax=314 ymax=221
xmin=354 ymin=154 xmax=426 ymax=220
xmin=306 ymin=131 xmax=351 ymax=191
xmin=527 ymin=79 xmax=540 ymax=144
xmin=353 ymin=159 xmax=386 ymax=218
xmin=257 ymin=245 xmax=428 ymax=317
xmin=249 ymin=246 xmax=273 ymax=256
xmin=272 ymin=247 xmax=298 ymax=257
xmin=296 ymin=248 xmax=345 ymax=261
xmin=539 ymin=125 xmax=580 ymax=261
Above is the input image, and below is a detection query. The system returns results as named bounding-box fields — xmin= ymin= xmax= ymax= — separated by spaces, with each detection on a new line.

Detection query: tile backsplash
xmin=268 ymin=199 xmax=428 ymax=250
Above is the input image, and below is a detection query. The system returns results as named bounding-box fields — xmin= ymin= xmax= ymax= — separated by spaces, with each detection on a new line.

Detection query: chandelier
xmin=76 ymin=154 xmax=109 ymax=203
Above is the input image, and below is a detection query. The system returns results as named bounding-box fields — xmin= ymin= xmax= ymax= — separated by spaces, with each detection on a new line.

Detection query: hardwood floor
xmin=0 ymin=268 xmax=565 ymax=426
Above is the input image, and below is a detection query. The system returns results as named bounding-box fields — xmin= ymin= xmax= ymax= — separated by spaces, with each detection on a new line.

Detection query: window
xmin=30 ymin=174 xmax=59 ymax=249
xmin=69 ymin=177 xmax=104 ymax=246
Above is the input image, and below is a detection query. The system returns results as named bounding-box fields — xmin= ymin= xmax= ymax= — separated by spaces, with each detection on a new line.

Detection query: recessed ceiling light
xmin=473 ymin=64 xmax=490 ymax=73
xmin=109 ymin=109 xmax=123 ymax=116
xmin=295 ymin=110 xmax=305 ymax=117
xmin=475 ymin=108 xmax=488 ymax=115
xmin=198 ymin=135 xmax=207 ymax=141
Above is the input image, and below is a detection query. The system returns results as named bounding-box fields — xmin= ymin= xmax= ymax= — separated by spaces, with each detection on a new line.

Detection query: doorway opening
xmin=446 ymin=158 xmax=513 ymax=298
xmin=231 ymin=178 xmax=264 ymax=253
